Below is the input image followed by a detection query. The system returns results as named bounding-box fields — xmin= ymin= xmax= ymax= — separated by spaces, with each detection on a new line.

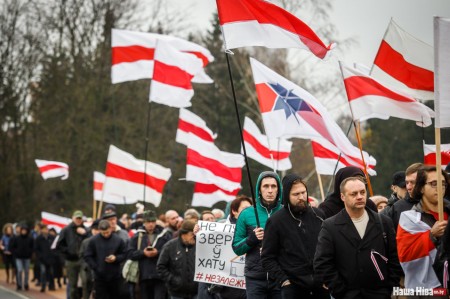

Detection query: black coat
xmin=314 ymin=208 xmax=402 ymax=299
xmin=261 ymin=206 xmax=325 ymax=288
xmin=381 ymin=193 xmax=419 ymax=230
xmin=129 ymin=225 xmax=171 ymax=281
xmin=56 ymin=222 xmax=88 ymax=261
xmin=10 ymin=234 xmax=34 ymax=259
xmin=157 ymin=237 xmax=197 ymax=297
xmin=83 ymin=233 xmax=127 ymax=282
xmin=34 ymin=234 xmax=56 ymax=265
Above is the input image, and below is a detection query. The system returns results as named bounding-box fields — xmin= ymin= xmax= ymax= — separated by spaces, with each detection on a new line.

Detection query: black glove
xmin=246 ymin=230 xmax=260 ymax=247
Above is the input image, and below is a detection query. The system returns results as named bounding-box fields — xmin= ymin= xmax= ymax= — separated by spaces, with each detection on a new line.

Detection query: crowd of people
xmin=1 ymin=163 xmax=450 ymax=299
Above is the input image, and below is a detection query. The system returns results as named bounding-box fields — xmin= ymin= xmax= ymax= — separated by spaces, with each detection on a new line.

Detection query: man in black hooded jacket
xmin=261 ymin=174 xmax=328 ymax=299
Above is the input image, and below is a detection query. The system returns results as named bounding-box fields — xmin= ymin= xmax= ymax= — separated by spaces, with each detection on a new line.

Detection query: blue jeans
xmin=15 ymin=258 xmax=30 ymax=288
xmin=245 ymin=276 xmax=281 ymax=299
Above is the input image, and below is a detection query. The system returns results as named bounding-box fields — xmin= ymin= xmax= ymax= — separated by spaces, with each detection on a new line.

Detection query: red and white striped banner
xmin=423 ymin=143 xmax=450 ymax=169
xmin=103 ymin=145 xmax=171 ymax=207
xmin=93 ymin=171 xmax=105 ymax=201
xmin=41 ymin=211 xmax=71 ymax=233
xmin=242 ymin=116 xmax=292 ymax=171
xmin=371 ymin=19 xmax=434 ymax=100
xmin=176 ymin=108 xmax=216 ymax=146
xmin=192 ymin=183 xmax=239 ymax=207
xmin=111 ymin=29 xmax=213 ymax=84
xmin=186 ymin=134 xmax=244 ymax=192
xmin=35 ymin=159 xmax=69 ymax=180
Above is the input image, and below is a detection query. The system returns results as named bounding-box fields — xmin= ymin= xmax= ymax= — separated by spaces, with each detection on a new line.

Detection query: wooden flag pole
xmin=97 ymin=199 xmax=103 ymax=219
xmin=353 ymin=121 xmax=374 ymax=197
xmin=435 ymin=128 xmax=444 ymax=221
xmin=225 ymin=52 xmax=260 ymax=228
xmin=316 ymin=171 xmax=325 ymax=203
xmin=93 ymin=197 xmax=97 ymax=220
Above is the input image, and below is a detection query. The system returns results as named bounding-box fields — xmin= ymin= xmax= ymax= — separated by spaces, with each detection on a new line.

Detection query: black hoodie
xmin=319 ymin=166 xmax=377 ymax=219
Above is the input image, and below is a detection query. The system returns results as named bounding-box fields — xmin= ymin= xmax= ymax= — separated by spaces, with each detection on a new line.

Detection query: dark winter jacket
xmin=34 ymin=234 xmax=56 ymax=265
xmin=319 ymin=167 xmax=377 ymax=219
xmin=157 ymin=237 xmax=197 ymax=297
xmin=56 ymin=222 xmax=88 ymax=261
xmin=314 ymin=208 xmax=402 ymax=299
xmin=129 ymin=225 xmax=171 ymax=281
xmin=83 ymin=233 xmax=127 ymax=282
xmin=232 ymin=171 xmax=282 ymax=280
xmin=10 ymin=233 xmax=34 ymax=259
xmin=381 ymin=193 xmax=420 ymax=230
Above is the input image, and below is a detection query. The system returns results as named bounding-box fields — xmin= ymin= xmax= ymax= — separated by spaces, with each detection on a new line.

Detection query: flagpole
xmin=436 ymin=127 xmax=444 ymax=221
xmin=142 ymin=101 xmax=152 ymax=209
xmin=225 ymin=52 xmax=260 ymax=227
xmin=316 ymin=171 xmax=325 ymax=203
xmin=353 ymin=121 xmax=374 ymax=197
xmin=93 ymin=196 xmax=97 ymax=220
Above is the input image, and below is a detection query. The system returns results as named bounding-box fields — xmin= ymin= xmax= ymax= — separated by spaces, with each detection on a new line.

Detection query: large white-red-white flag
xmin=340 ymin=62 xmax=434 ymax=127
xmin=312 ymin=138 xmax=376 ymax=176
xmin=186 ymin=134 xmax=244 ymax=192
xmin=434 ymin=17 xmax=450 ymax=128
xmin=111 ymin=29 xmax=213 ymax=84
xmin=41 ymin=211 xmax=71 ymax=233
xmin=249 ymin=57 xmax=374 ymax=165
xmin=103 ymin=145 xmax=172 ymax=207
xmin=397 ymin=210 xmax=441 ymax=288
xmin=243 ymin=116 xmax=292 ymax=171
xmin=371 ymin=19 xmax=434 ymax=100
xmin=35 ymin=159 xmax=69 ymax=180
xmin=149 ymin=41 xmax=203 ymax=108
xmin=176 ymin=109 xmax=216 ymax=146
xmin=423 ymin=143 xmax=450 ymax=169
xmin=192 ymin=183 xmax=239 ymax=207
xmin=216 ymin=0 xmax=334 ymax=59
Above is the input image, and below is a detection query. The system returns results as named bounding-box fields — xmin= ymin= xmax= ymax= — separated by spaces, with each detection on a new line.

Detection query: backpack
xmin=122 ymin=232 xmax=143 ymax=283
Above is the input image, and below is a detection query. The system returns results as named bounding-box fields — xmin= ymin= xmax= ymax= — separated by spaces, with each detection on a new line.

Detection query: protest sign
xmin=194 ymin=221 xmax=246 ymax=289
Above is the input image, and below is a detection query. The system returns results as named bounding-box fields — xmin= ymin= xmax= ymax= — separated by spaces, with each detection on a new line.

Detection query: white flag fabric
xmin=149 ymin=41 xmax=203 ymax=108
xmin=186 ymin=134 xmax=245 ymax=192
xmin=242 ymin=116 xmax=292 ymax=171
xmin=176 ymin=109 xmax=216 ymax=146
xmin=35 ymin=159 xmax=69 ymax=180
xmin=111 ymin=29 xmax=213 ymax=84
xmin=371 ymin=19 xmax=434 ymax=100
xmin=191 ymin=183 xmax=239 ymax=207
xmin=103 ymin=145 xmax=172 ymax=207
xmin=340 ymin=62 xmax=434 ymax=127
xmin=434 ymin=16 xmax=450 ymax=128
xmin=93 ymin=171 xmax=105 ymax=201
xmin=41 ymin=211 xmax=71 ymax=233
xmin=312 ymin=138 xmax=376 ymax=176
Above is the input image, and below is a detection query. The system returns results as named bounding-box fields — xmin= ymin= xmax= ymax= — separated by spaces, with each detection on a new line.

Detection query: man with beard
xmin=261 ymin=174 xmax=328 ymax=299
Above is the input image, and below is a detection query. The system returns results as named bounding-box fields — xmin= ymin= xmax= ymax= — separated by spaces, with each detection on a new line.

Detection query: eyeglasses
xmin=425 ymin=181 xmax=448 ymax=188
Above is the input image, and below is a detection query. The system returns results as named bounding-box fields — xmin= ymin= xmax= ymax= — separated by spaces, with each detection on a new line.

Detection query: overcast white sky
xmin=166 ymin=0 xmax=450 ymax=66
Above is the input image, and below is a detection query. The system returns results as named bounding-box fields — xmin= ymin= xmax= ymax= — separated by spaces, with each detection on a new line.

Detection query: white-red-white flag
xmin=243 ymin=116 xmax=292 ymax=171
xmin=41 ymin=211 xmax=71 ymax=233
xmin=176 ymin=109 xmax=216 ymax=146
xmin=149 ymin=40 xmax=203 ymax=108
xmin=186 ymin=134 xmax=244 ymax=192
xmin=111 ymin=29 xmax=213 ymax=84
xmin=103 ymin=145 xmax=171 ymax=207
xmin=397 ymin=210 xmax=441 ymax=288
xmin=191 ymin=183 xmax=239 ymax=207
xmin=371 ymin=19 xmax=434 ymax=100
xmin=311 ymin=139 xmax=376 ymax=176
xmin=434 ymin=17 xmax=450 ymax=128
xmin=216 ymin=0 xmax=334 ymax=59
xmin=35 ymin=159 xmax=69 ymax=180
xmin=340 ymin=62 xmax=434 ymax=127
xmin=423 ymin=142 xmax=450 ymax=169
xmin=93 ymin=171 xmax=105 ymax=201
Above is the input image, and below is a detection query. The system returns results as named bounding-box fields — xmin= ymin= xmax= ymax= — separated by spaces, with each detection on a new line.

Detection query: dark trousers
xmin=245 ymin=276 xmax=281 ymax=299
xmin=95 ymin=279 xmax=121 ymax=299
xmin=281 ymin=283 xmax=329 ymax=299
xmin=66 ymin=260 xmax=82 ymax=299
xmin=40 ymin=263 xmax=55 ymax=291
xmin=140 ymin=279 xmax=167 ymax=299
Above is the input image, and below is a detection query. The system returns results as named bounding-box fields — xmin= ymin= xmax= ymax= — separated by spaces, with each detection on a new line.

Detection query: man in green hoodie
xmin=232 ymin=171 xmax=282 ymax=299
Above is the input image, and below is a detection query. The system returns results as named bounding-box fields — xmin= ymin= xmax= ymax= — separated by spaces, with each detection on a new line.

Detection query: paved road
xmin=0 ymin=286 xmax=30 ymax=299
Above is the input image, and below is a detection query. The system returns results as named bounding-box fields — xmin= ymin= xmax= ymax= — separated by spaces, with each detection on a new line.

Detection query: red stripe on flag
xmin=39 ymin=164 xmax=68 ymax=173
xmin=185 ymin=51 xmax=209 ymax=67
xmin=424 ymin=152 xmax=450 ymax=166
xmin=374 ymin=40 xmax=434 ymax=91
xmin=153 ymin=60 xmax=194 ymax=89
xmin=243 ymin=129 xmax=289 ymax=160
xmin=187 ymin=149 xmax=242 ymax=183
xmin=178 ymin=119 xmax=214 ymax=142
xmin=194 ymin=183 xmax=239 ymax=195
xmin=397 ymin=224 xmax=435 ymax=263
xmin=105 ymin=162 xmax=166 ymax=193
xmin=344 ymin=75 xmax=415 ymax=103
xmin=112 ymin=46 xmax=155 ymax=65
xmin=312 ymin=141 xmax=374 ymax=170
xmin=41 ymin=219 xmax=66 ymax=228
xmin=93 ymin=181 xmax=103 ymax=191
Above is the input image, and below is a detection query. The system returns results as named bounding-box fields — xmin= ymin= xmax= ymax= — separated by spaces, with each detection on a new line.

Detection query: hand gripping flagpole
xmin=225 ymin=52 xmax=260 ymax=228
